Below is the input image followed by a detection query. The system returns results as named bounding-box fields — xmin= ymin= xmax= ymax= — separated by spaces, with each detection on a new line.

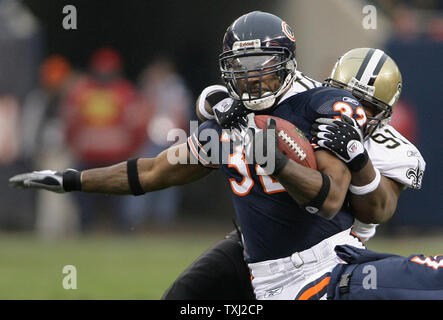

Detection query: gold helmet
xmin=325 ymin=48 xmax=402 ymax=137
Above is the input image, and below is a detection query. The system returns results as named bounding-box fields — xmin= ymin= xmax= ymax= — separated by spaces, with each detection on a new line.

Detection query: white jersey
xmin=280 ymin=70 xmax=322 ymax=101
xmin=365 ymin=124 xmax=425 ymax=189
xmin=353 ymin=124 xmax=426 ymax=241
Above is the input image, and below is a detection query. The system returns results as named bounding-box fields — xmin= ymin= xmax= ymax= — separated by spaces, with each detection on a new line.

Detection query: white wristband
xmin=198 ymin=85 xmax=228 ymax=120
xmin=349 ymin=167 xmax=381 ymax=195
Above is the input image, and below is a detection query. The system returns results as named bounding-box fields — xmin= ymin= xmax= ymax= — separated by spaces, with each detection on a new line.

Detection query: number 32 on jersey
xmin=333 ymin=101 xmax=367 ymax=126
xmin=228 ymin=150 xmax=285 ymax=196
xmin=228 ymin=101 xmax=366 ymax=196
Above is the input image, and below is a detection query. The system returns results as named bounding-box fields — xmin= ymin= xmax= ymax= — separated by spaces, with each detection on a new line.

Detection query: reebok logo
xmin=348 ymin=77 xmax=375 ymax=96
xmin=233 ymin=39 xmax=261 ymax=51
xmin=264 ymin=286 xmax=283 ymax=298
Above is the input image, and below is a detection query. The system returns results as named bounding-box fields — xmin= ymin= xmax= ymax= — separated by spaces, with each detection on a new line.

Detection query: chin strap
xmin=242 ymin=69 xmax=296 ymax=111
xmin=243 ymin=93 xmax=276 ymax=110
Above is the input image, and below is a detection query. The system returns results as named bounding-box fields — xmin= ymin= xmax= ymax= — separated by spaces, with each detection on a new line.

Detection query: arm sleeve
xmin=187 ymin=120 xmax=221 ymax=169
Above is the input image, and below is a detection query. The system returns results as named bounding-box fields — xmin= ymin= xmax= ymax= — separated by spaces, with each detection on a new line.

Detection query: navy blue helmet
xmin=219 ymin=11 xmax=297 ymax=111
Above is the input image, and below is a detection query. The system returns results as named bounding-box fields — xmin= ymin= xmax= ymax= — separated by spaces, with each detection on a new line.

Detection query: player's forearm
xmin=350 ymin=167 xmax=402 ymax=224
xmin=139 ymin=150 xmax=212 ymax=191
xmin=82 ymin=144 xmax=210 ymax=195
xmin=277 ymin=158 xmax=349 ymax=220
xmin=349 ymin=159 xmax=377 ymax=187
xmin=80 ymin=161 xmax=139 ymax=195
xmin=277 ymin=160 xmax=322 ymax=203
xmin=80 ymin=157 xmax=171 ymax=195
xmin=350 ymin=192 xmax=393 ymax=224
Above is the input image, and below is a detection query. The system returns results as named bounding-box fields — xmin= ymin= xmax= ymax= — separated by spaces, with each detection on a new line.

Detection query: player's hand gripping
xmin=8 ymin=169 xmax=81 ymax=193
xmin=242 ymin=114 xmax=288 ymax=176
xmin=311 ymin=114 xmax=368 ymax=171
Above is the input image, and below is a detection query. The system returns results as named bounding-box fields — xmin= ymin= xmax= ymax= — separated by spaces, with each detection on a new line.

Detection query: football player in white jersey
xmin=162 ymin=48 xmax=427 ymax=299
xmin=314 ymin=47 xmax=425 ymax=241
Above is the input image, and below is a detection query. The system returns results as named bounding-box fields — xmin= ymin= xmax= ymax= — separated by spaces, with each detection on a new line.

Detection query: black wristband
xmin=206 ymin=91 xmax=229 ymax=107
xmin=348 ymin=149 xmax=369 ymax=172
xmin=127 ymin=158 xmax=145 ymax=196
xmin=62 ymin=169 xmax=82 ymax=192
xmin=304 ymin=171 xmax=331 ymax=214
xmin=272 ymin=152 xmax=289 ymax=177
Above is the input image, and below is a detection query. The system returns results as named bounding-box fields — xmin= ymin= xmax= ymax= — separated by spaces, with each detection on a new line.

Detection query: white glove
xmin=8 ymin=169 xmax=81 ymax=193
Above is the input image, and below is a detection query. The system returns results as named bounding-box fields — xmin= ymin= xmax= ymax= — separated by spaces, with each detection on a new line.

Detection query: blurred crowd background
xmin=0 ymin=0 xmax=441 ymax=238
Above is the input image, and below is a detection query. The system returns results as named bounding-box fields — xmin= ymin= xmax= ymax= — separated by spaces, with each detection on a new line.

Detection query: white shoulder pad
xmin=279 ymin=71 xmax=321 ymax=103
xmin=365 ymin=125 xmax=426 ymax=189
xmin=295 ymin=71 xmax=322 ymax=89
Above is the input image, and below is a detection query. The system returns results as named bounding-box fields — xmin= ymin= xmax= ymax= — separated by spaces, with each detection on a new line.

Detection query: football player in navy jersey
xmin=9 ymin=11 xmax=367 ymax=299
xmin=163 ymin=46 xmax=435 ymax=300
xmin=185 ymin=13 xmax=371 ymax=300
xmin=9 ymin=12 xmax=440 ymax=299
xmin=163 ymin=48 xmax=429 ymax=299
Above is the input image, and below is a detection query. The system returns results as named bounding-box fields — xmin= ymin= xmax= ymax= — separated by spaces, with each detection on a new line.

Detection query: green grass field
xmin=0 ymin=229 xmax=442 ymax=299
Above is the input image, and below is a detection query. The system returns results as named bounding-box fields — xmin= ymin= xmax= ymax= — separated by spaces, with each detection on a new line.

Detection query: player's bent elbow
xmin=354 ymin=210 xmax=390 ymax=224
xmin=317 ymin=210 xmax=336 ymax=220
xmin=317 ymin=197 xmax=345 ymax=220
xmin=321 ymin=193 xmax=350 ymax=220
xmin=319 ymin=208 xmax=339 ymax=220
xmin=308 ymin=188 xmax=343 ymax=220
xmin=371 ymin=207 xmax=396 ymax=224
xmin=351 ymin=197 xmax=397 ymax=224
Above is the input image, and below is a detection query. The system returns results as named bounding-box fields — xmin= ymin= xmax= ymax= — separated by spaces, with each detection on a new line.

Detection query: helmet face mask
xmin=219 ymin=11 xmax=297 ymax=111
xmin=324 ymin=48 xmax=402 ymax=139
xmin=220 ymin=47 xmax=295 ymax=110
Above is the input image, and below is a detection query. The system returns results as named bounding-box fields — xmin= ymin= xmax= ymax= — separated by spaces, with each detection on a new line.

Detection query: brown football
xmin=254 ymin=115 xmax=317 ymax=169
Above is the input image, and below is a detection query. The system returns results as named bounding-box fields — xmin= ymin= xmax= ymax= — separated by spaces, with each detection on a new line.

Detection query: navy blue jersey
xmin=188 ymin=86 xmax=367 ymax=263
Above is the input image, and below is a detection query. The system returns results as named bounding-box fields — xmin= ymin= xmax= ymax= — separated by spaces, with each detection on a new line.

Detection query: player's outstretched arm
xmin=312 ymin=115 xmax=403 ymax=223
xmin=9 ymin=143 xmax=212 ymax=195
